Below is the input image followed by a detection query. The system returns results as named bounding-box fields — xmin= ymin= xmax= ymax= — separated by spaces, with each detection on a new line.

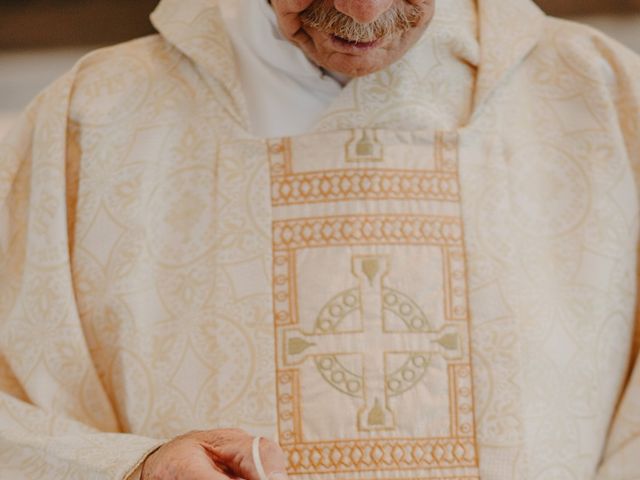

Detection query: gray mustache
xmin=300 ymin=0 xmax=423 ymax=43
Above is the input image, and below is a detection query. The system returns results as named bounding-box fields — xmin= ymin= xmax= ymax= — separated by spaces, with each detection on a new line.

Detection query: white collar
xmin=258 ymin=0 xmax=351 ymax=85
xmin=222 ymin=0 xmax=345 ymax=90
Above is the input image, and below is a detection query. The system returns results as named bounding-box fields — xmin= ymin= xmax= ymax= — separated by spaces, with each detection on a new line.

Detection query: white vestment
xmin=217 ymin=0 xmax=478 ymax=137
xmin=218 ymin=0 xmax=343 ymax=137
xmin=0 ymin=0 xmax=639 ymax=479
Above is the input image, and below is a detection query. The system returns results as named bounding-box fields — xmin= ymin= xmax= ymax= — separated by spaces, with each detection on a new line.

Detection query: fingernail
xmin=268 ymin=473 xmax=288 ymax=480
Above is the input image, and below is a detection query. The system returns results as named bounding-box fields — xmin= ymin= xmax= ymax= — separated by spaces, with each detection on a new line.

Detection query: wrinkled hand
xmin=141 ymin=429 xmax=288 ymax=480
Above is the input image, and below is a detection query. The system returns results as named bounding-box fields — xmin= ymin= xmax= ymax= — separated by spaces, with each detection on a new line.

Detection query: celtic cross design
xmin=283 ymin=255 xmax=463 ymax=431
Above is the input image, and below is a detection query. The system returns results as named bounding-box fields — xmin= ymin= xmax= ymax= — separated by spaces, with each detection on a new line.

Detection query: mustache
xmin=299 ymin=0 xmax=423 ymax=43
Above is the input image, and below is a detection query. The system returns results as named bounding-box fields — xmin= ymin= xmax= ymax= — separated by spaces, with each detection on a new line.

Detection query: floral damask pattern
xmin=0 ymin=0 xmax=638 ymax=479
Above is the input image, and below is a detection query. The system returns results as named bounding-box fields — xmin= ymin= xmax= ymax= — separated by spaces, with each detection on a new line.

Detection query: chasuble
xmin=0 ymin=0 xmax=639 ymax=479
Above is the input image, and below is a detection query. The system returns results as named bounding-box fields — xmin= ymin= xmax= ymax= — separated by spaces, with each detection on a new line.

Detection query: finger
xmin=141 ymin=436 xmax=236 ymax=480
xmin=196 ymin=429 xmax=288 ymax=480
xmin=252 ymin=437 xmax=288 ymax=480
xmin=188 ymin=445 xmax=240 ymax=480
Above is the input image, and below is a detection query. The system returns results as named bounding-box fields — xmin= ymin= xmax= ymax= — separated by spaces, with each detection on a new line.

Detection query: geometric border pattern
xmin=269 ymin=132 xmax=480 ymax=478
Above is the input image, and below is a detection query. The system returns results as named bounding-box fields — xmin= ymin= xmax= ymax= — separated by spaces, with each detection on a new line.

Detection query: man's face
xmin=270 ymin=0 xmax=436 ymax=77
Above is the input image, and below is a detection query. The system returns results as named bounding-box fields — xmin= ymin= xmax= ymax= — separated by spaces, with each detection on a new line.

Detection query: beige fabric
xmin=0 ymin=0 xmax=639 ymax=479
xmin=267 ymin=130 xmax=480 ymax=479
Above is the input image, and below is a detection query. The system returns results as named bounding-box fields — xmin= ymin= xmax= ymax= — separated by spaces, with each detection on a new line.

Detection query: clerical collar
xmin=218 ymin=0 xmax=344 ymax=136
xmin=256 ymin=0 xmax=350 ymax=86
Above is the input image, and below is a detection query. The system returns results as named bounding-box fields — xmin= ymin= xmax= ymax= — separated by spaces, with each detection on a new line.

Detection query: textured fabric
xmin=267 ymin=130 xmax=481 ymax=479
xmin=0 ymin=0 xmax=639 ymax=479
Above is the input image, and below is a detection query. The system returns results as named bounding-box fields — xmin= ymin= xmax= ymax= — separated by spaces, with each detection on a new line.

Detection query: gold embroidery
xmin=346 ymin=129 xmax=383 ymax=162
xmin=269 ymin=133 xmax=479 ymax=477
xmin=269 ymin=131 xmax=462 ymax=212
xmin=271 ymin=168 xmax=460 ymax=206
xmin=282 ymin=437 xmax=478 ymax=474
xmin=273 ymin=215 xmax=464 ymax=250
xmin=282 ymin=255 xmax=464 ymax=432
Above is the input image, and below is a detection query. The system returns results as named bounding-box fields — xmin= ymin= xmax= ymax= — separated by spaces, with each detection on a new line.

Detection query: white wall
xmin=577 ymin=14 xmax=640 ymax=52
xmin=0 ymin=48 xmax=91 ymax=138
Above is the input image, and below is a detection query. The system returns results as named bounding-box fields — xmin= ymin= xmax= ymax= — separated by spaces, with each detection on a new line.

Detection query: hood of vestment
xmin=150 ymin=0 xmax=545 ymax=133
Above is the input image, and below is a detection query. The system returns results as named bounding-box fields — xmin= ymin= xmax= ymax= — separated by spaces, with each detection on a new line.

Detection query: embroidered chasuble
xmin=1 ymin=0 xmax=640 ymax=479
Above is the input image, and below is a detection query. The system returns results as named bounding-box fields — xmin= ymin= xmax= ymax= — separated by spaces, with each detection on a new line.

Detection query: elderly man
xmin=0 ymin=0 xmax=639 ymax=479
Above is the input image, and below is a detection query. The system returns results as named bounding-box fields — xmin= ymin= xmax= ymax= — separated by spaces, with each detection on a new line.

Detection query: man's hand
xmin=140 ymin=429 xmax=288 ymax=480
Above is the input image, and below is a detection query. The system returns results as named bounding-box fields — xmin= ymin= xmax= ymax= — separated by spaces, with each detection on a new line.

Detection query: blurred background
xmin=1 ymin=0 xmax=640 ymax=136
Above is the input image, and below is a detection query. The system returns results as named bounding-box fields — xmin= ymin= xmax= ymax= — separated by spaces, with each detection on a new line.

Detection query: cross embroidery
xmin=283 ymin=255 xmax=463 ymax=431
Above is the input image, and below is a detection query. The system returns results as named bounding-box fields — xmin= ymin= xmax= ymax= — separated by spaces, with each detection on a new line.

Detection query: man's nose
xmin=333 ymin=0 xmax=394 ymax=24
